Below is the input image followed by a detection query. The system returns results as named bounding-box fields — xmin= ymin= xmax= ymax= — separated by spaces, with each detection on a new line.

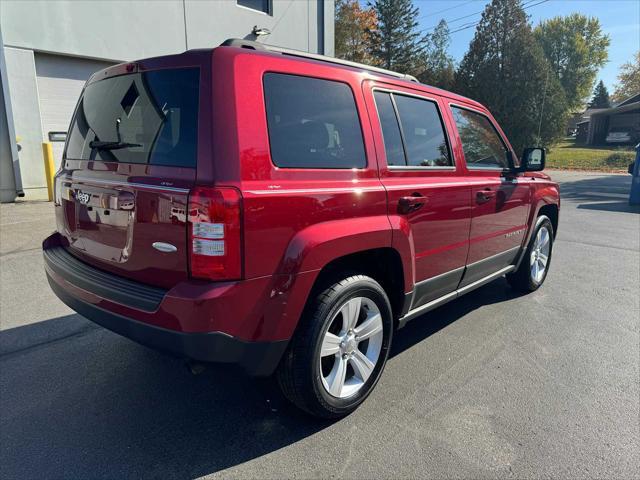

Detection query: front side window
xmin=451 ymin=107 xmax=509 ymax=169
xmin=237 ymin=0 xmax=271 ymax=14
xmin=264 ymin=73 xmax=366 ymax=169
xmin=65 ymin=68 xmax=199 ymax=167
xmin=373 ymin=91 xmax=451 ymax=168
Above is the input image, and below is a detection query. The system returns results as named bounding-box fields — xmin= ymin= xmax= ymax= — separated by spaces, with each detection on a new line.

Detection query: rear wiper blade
xmin=89 ymin=117 xmax=141 ymax=150
xmin=89 ymin=140 xmax=141 ymax=150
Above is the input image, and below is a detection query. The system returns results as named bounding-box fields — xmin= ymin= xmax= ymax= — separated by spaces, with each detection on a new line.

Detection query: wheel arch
xmin=538 ymin=203 xmax=559 ymax=238
xmin=307 ymin=247 xmax=406 ymax=322
xmin=269 ymin=217 xmax=408 ymax=342
xmin=514 ymin=194 xmax=559 ymax=270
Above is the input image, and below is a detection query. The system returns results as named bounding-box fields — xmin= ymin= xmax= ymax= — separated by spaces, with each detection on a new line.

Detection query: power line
xmin=270 ymin=0 xmax=295 ymax=34
xmin=420 ymin=0 xmax=548 ymax=35
xmin=449 ymin=21 xmax=480 ymax=35
xmin=422 ymin=8 xmax=488 ymax=32
xmin=417 ymin=0 xmax=477 ymax=21
xmin=438 ymin=0 xmax=550 ymax=35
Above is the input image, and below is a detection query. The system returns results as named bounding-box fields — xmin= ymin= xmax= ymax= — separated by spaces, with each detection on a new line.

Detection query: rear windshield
xmin=65 ymin=68 xmax=199 ymax=167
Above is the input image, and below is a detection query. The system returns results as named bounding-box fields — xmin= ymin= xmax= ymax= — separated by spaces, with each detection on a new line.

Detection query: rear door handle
xmin=398 ymin=195 xmax=427 ymax=214
xmin=476 ymin=189 xmax=496 ymax=204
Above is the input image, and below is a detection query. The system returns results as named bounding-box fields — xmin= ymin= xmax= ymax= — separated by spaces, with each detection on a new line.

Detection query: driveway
xmin=1 ymin=171 xmax=638 ymax=479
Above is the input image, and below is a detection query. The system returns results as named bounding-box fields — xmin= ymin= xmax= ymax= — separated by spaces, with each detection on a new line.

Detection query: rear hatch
xmin=54 ymin=55 xmax=207 ymax=289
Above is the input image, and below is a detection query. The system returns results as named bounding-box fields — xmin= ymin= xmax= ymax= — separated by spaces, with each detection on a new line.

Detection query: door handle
xmin=476 ymin=189 xmax=496 ymax=204
xmin=398 ymin=194 xmax=427 ymax=214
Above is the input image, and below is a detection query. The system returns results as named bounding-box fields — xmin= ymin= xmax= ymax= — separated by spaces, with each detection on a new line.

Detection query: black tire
xmin=507 ymin=215 xmax=554 ymax=292
xmin=276 ymin=275 xmax=393 ymax=419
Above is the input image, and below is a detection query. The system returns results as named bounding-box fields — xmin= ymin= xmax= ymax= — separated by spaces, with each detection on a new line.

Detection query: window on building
xmin=237 ymin=0 xmax=271 ymax=14
xmin=373 ymin=91 xmax=405 ymax=166
xmin=264 ymin=73 xmax=366 ymax=169
xmin=451 ymin=107 xmax=510 ymax=170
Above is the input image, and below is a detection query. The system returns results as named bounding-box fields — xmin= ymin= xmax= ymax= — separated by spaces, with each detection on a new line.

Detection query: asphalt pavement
xmin=0 ymin=170 xmax=638 ymax=479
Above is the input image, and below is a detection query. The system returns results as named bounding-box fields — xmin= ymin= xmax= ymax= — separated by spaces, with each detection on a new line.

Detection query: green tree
xmin=368 ymin=0 xmax=424 ymax=74
xmin=335 ymin=0 xmax=377 ymax=64
xmin=534 ymin=14 xmax=610 ymax=110
xmin=418 ymin=19 xmax=456 ymax=90
xmin=612 ymin=50 xmax=640 ymax=103
xmin=455 ymin=0 xmax=568 ymax=152
xmin=588 ymin=80 xmax=611 ymax=108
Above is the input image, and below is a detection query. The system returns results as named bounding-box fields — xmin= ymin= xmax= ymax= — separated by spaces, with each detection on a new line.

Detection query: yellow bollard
xmin=42 ymin=142 xmax=56 ymax=202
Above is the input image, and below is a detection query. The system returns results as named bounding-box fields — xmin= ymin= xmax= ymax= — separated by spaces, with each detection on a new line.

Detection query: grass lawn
xmin=546 ymin=138 xmax=636 ymax=171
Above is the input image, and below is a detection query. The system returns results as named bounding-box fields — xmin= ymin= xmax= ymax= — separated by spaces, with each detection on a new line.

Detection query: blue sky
xmin=392 ymin=0 xmax=639 ymax=94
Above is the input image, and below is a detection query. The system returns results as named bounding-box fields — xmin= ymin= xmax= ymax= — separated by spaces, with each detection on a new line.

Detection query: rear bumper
xmin=43 ymin=235 xmax=289 ymax=376
xmin=47 ymin=275 xmax=286 ymax=375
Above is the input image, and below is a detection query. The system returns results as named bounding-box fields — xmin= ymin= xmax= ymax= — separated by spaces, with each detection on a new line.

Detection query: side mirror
xmin=521 ymin=147 xmax=545 ymax=172
xmin=629 ymin=162 xmax=636 ymax=175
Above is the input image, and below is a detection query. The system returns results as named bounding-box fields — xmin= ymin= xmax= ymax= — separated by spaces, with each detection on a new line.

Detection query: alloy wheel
xmin=530 ymin=225 xmax=551 ymax=283
xmin=319 ymin=296 xmax=384 ymax=399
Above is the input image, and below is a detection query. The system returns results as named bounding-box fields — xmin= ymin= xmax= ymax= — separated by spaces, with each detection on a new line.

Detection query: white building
xmin=0 ymin=0 xmax=334 ymax=202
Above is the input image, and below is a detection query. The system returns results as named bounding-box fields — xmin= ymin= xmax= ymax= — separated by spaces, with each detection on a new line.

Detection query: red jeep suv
xmin=44 ymin=39 xmax=560 ymax=418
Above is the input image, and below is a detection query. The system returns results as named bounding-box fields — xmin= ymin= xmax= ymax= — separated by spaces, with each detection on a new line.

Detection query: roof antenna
xmin=252 ymin=26 xmax=271 ymax=37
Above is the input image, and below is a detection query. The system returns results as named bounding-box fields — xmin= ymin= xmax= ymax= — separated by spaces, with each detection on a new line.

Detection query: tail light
xmin=188 ymin=186 xmax=242 ymax=281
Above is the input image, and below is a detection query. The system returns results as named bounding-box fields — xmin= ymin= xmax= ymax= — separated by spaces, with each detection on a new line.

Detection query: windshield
xmin=65 ymin=67 xmax=199 ymax=167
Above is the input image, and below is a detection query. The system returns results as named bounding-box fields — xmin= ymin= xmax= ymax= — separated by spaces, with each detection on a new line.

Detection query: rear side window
xmin=66 ymin=68 xmax=199 ymax=167
xmin=264 ymin=73 xmax=366 ymax=169
xmin=373 ymin=91 xmax=451 ymax=168
xmin=451 ymin=106 xmax=509 ymax=169
xmin=373 ymin=92 xmax=405 ymax=166
xmin=394 ymin=95 xmax=451 ymax=167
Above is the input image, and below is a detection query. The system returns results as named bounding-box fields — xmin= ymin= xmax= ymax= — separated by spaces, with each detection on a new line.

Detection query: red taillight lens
xmin=188 ymin=186 xmax=242 ymax=281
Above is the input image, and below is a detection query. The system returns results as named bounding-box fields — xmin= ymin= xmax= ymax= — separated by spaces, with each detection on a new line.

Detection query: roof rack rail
xmin=219 ymin=38 xmax=266 ymax=50
xmin=219 ymin=38 xmax=419 ymax=83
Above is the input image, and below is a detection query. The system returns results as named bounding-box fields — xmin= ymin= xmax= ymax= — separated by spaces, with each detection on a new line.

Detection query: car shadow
xmin=0 ymin=279 xmax=520 ymax=479
xmin=390 ymin=277 xmax=522 ymax=358
xmin=576 ymin=201 xmax=640 ymax=213
xmin=0 ymin=313 xmax=331 ymax=479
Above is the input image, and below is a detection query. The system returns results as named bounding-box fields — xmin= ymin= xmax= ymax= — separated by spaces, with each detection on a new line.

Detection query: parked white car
xmin=606 ymin=130 xmax=633 ymax=144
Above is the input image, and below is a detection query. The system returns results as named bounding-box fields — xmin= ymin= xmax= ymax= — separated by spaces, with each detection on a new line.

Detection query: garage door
xmin=35 ymin=53 xmax=114 ymax=165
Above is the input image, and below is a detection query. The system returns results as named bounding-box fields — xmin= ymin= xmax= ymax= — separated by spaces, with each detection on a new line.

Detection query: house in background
xmin=567 ymin=108 xmax=607 ymax=137
xmin=0 ymin=0 xmax=335 ymax=202
xmin=576 ymin=94 xmax=640 ymax=145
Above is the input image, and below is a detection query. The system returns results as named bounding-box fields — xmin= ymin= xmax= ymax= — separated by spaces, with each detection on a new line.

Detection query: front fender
xmin=514 ymin=182 xmax=560 ymax=269
xmin=529 ymin=183 xmax=560 ymax=234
